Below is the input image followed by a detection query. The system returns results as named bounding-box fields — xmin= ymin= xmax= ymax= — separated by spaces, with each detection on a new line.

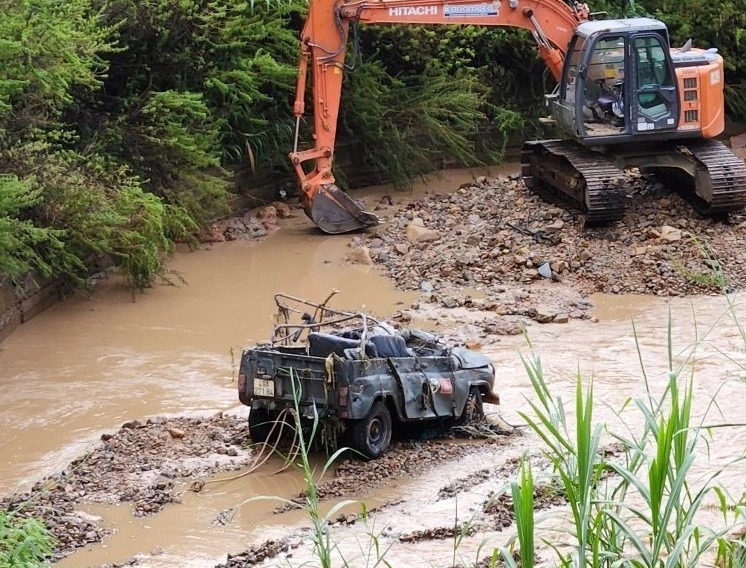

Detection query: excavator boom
xmin=290 ymin=0 xmax=590 ymax=233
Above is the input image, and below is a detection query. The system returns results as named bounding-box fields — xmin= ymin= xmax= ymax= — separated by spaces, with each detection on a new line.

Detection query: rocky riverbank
xmin=357 ymin=173 xmax=746 ymax=304
xmin=2 ymin=414 xmax=251 ymax=560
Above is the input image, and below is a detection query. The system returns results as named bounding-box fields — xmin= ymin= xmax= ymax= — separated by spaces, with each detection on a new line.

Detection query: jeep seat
xmin=369 ymin=334 xmax=412 ymax=358
xmin=308 ymin=332 xmax=377 ymax=358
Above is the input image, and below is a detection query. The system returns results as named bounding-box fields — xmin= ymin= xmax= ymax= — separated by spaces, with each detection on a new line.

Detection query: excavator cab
xmin=552 ymin=18 xmax=680 ymax=144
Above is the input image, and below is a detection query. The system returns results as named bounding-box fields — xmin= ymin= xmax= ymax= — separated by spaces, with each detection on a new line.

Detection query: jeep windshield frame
xmin=270 ymin=291 xmax=384 ymax=349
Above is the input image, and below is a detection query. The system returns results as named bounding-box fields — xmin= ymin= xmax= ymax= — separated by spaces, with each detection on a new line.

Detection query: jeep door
xmin=389 ymin=356 xmax=455 ymax=420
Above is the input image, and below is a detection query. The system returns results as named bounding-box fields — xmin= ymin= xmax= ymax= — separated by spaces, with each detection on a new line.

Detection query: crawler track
xmin=680 ymin=140 xmax=746 ymax=214
xmin=521 ymin=140 xmax=626 ymax=223
xmin=522 ymin=138 xmax=746 ymax=223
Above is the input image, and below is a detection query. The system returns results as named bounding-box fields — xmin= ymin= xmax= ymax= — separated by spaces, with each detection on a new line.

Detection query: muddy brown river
xmin=2 ymin=166 xmax=746 ymax=567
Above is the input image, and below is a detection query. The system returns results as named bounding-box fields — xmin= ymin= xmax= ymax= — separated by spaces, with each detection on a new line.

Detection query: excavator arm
xmin=290 ymin=0 xmax=589 ymax=233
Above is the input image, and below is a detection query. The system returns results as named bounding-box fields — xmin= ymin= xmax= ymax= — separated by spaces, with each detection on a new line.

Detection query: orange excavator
xmin=290 ymin=0 xmax=746 ymax=233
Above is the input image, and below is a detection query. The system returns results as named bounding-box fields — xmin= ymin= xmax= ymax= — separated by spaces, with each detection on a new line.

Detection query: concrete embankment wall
xmin=0 ymin=275 xmax=61 ymax=343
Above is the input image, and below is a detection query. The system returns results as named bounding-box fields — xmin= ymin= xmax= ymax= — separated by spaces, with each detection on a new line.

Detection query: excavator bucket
xmin=304 ymin=184 xmax=380 ymax=234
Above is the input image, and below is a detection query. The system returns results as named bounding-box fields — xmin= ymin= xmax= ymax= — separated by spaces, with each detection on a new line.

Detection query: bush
xmin=0 ymin=511 xmax=54 ymax=567
xmin=0 ymin=174 xmax=76 ymax=283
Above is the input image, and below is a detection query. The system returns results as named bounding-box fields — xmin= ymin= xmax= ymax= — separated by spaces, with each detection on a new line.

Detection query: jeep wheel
xmin=461 ymin=387 xmax=485 ymax=424
xmin=350 ymin=401 xmax=392 ymax=459
xmin=248 ymin=407 xmax=273 ymax=443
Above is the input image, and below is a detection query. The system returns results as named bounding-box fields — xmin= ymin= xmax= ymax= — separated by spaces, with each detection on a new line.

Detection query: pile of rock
xmin=202 ymin=202 xmax=295 ymax=242
xmin=1 ymin=413 xmax=252 ymax=560
xmin=364 ymin=174 xmax=746 ymax=297
xmin=216 ymin=537 xmax=301 ymax=568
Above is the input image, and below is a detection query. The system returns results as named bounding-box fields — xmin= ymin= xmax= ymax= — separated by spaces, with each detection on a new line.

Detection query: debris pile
xmin=216 ymin=537 xmax=302 ymax=568
xmin=1 ymin=414 xmax=251 ymax=560
xmin=201 ymin=202 xmax=295 ymax=242
xmin=365 ymin=174 xmax=746 ymax=297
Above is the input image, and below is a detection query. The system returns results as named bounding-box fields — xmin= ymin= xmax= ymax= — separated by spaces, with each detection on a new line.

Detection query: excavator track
xmin=677 ymin=140 xmax=746 ymax=215
xmin=521 ymin=140 xmax=626 ymax=223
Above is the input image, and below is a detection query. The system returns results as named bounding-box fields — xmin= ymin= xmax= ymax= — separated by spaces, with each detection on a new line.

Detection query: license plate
xmin=253 ymin=378 xmax=275 ymax=397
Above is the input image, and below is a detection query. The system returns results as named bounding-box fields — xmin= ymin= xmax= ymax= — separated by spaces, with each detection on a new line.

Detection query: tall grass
xmin=285 ymin=370 xmax=358 ymax=568
xmin=516 ymin=349 xmax=603 ymax=567
xmin=502 ymin=315 xmax=745 ymax=568
xmin=500 ymin=457 xmax=535 ymax=568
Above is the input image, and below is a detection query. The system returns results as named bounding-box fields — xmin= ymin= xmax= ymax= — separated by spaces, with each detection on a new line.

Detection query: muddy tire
xmin=460 ymin=387 xmax=485 ymax=424
xmin=349 ymin=401 xmax=392 ymax=460
xmin=248 ymin=407 xmax=273 ymax=443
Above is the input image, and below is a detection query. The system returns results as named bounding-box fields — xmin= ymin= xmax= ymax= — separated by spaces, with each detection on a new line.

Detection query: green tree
xmin=0 ymin=0 xmax=192 ymax=289
xmin=0 ymin=174 xmax=76 ymax=283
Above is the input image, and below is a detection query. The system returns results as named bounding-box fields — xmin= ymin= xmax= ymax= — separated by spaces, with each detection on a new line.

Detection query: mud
xmin=1 ymin=414 xmax=251 ymax=560
xmin=273 ymin=436 xmax=512 ymax=514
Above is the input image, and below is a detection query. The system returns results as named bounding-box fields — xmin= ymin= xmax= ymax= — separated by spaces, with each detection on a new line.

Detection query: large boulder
xmin=347 ymin=246 xmax=373 ymax=265
xmin=406 ymin=220 xmax=440 ymax=244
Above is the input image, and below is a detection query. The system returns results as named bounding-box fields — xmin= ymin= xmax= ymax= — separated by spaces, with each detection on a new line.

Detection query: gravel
xmin=437 ymin=456 xmax=521 ymax=500
xmin=274 ymin=437 xmax=510 ymax=514
xmin=1 ymin=413 xmax=252 ymax=560
xmin=215 ymin=537 xmax=302 ymax=568
xmin=363 ymin=173 xmax=746 ymax=301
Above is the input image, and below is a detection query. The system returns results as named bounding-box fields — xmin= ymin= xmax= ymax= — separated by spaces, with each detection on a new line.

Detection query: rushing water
xmin=2 ymin=166 xmax=746 ymax=567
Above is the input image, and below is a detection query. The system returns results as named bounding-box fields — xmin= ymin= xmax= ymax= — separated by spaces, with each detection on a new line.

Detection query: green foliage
xmin=357 ymin=25 xmax=542 ymax=115
xmin=113 ymin=90 xmax=231 ymax=222
xmin=0 ymin=174 xmax=77 ymax=282
xmin=726 ymin=83 xmax=746 ymax=123
xmin=0 ymin=0 xmax=115 ymax=137
xmin=97 ymin=0 xmax=301 ymax=170
xmin=11 ymin=141 xmax=195 ymax=289
xmin=501 ymin=457 xmax=536 ymax=568
xmin=3 ymin=0 xmax=743 ymax=289
xmin=510 ymin=321 xmax=737 ymax=567
xmin=342 ymin=25 xmax=536 ymax=185
xmin=0 ymin=511 xmax=55 ymax=567
xmin=0 ymin=0 xmax=223 ymax=289
xmin=342 ymin=63 xmax=517 ymax=188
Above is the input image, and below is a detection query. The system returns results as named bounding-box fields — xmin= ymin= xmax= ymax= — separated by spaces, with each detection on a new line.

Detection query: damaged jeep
xmin=237 ymin=292 xmax=500 ymax=459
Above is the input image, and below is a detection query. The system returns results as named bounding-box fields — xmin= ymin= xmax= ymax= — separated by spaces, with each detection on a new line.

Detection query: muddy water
xmin=56 ymin=455 xmax=395 ymax=568
xmin=492 ymin=292 xmax=746 ymax=481
xmin=0 ymin=222 xmax=419 ymax=494
xmin=5 ymin=163 xmax=746 ymax=567
xmin=257 ymin=293 xmax=746 ymax=568
xmin=0 ymin=167 xmax=501 ymax=564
